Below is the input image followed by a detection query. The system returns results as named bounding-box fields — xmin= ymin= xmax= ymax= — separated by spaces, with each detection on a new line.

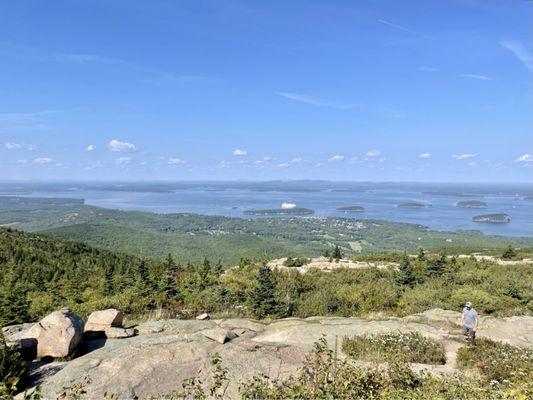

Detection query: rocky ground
xmin=8 ymin=309 xmax=533 ymax=399
xmin=266 ymin=256 xmax=398 ymax=273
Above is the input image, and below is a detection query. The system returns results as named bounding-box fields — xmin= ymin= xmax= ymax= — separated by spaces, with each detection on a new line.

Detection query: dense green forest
xmin=1 ymin=196 xmax=533 ymax=264
xmin=1 ymin=227 xmax=531 ymax=328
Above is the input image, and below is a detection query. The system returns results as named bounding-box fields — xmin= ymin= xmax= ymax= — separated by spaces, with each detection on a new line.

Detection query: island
xmin=472 ymin=213 xmax=511 ymax=223
xmin=243 ymin=207 xmax=315 ymax=216
xmin=336 ymin=206 xmax=365 ymax=212
xmin=456 ymin=200 xmax=488 ymax=209
xmin=397 ymin=202 xmax=430 ymax=209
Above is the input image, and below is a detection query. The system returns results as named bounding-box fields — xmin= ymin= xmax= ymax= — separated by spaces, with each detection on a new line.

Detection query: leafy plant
xmin=0 ymin=331 xmax=27 ymax=398
xmin=342 ymin=331 xmax=446 ymax=364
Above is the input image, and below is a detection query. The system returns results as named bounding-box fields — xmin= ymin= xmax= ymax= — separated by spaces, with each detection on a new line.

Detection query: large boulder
xmin=25 ymin=309 xmax=84 ymax=358
xmin=84 ymin=309 xmax=123 ymax=332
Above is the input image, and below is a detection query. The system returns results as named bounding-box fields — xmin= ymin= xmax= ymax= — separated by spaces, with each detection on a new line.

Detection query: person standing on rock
xmin=461 ymin=301 xmax=478 ymax=343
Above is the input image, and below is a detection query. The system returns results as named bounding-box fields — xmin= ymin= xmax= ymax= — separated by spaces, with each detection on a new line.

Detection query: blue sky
xmin=0 ymin=0 xmax=532 ymax=182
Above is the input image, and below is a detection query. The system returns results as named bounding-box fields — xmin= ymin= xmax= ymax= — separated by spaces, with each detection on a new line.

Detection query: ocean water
xmin=1 ymin=181 xmax=532 ymax=237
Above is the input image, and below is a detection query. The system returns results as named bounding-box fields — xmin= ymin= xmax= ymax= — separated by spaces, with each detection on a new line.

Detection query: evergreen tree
xmin=332 ymin=245 xmax=343 ymax=262
xmin=198 ymin=257 xmax=211 ymax=290
xmin=249 ymin=265 xmax=278 ymax=319
xmin=417 ymin=248 xmax=426 ymax=261
xmin=0 ymin=276 xmax=30 ymax=326
xmin=427 ymin=254 xmax=446 ymax=277
xmin=104 ymin=265 xmax=114 ymax=295
xmin=138 ymin=259 xmax=150 ymax=283
xmin=502 ymin=245 xmax=517 ymax=259
xmin=396 ymin=255 xmax=416 ymax=287
xmin=159 ymin=270 xmax=177 ymax=299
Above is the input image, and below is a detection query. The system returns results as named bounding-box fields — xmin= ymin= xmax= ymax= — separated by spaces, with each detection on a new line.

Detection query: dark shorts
xmin=463 ymin=326 xmax=476 ymax=339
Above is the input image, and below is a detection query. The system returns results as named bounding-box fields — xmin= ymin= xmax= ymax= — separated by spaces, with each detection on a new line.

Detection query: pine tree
xmin=502 ymin=245 xmax=517 ymax=259
xmin=332 ymin=245 xmax=343 ymax=262
xmin=396 ymin=255 xmax=416 ymax=287
xmin=104 ymin=264 xmax=114 ymax=295
xmin=159 ymin=270 xmax=177 ymax=299
xmin=427 ymin=254 xmax=446 ymax=277
xmin=198 ymin=257 xmax=211 ymax=290
xmin=0 ymin=276 xmax=30 ymax=325
xmin=417 ymin=248 xmax=426 ymax=261
xmin=249 ymin=265 xmax=278 ymax=319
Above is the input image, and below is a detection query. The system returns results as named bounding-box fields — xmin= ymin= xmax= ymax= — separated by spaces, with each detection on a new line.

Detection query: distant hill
xmin=1 ymin=197 xmax=533 ymax=264
xmin=473 ymin=214 xmax=511 ymax=223
xmin=336 ymin=206 xmax=365 ymax=212
xmin=398 ymin=202 xmax=430 ymax=209
xmin=457 ymin=200 xmax=488 ymax=209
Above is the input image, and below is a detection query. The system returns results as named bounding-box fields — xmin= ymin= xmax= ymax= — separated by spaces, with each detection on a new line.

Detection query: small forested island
xmin=472 ymin=213 xmax=511 ymax=223
xmin=397 ymin=202 xmax=430 ymax=209
xmin=336 ymin=206 xmax=365 ymax=212
xmin=456 ymin=200 xmax=488 ymax=209
xmin=243 ymin=207 xmax=314 ymax=216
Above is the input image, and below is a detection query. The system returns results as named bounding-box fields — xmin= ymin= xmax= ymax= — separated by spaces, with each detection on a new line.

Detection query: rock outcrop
xmin=201 ymin=327 xmax=237 ymax=344
xmin=103 ymin=327 xmax=135 ymax=339
xmin=15 ymin=309 xmax=533 ymax=399
xmin=84 ymin=309 xmax=123 ymax=333
xmin=24 ymin=309 xmax=84 ymax=358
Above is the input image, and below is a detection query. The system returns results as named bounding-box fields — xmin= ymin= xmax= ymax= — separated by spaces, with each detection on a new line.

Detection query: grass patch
xmin=457 ymin=338 xmax=533 ymax=385
xmin=342 ymin=331 xmax=446 ymax=364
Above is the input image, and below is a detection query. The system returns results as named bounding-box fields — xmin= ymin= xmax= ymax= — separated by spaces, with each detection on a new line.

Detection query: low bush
xmin=0 ymin=331 xmax=27 ymax=398
xmin=283 ymin=257 xmax=310 ymax=268
xmin=342 ymin=331 xmax=446 ymax=364
xmin=457 ymin=338 xmax=533 ymax=387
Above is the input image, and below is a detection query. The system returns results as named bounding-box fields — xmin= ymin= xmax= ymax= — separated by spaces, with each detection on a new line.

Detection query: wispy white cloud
xmin=86 ymin=144 xmax=96 ymax=152
xmin=366 ymin=149 xmax=382 ymax=157
xmin=328 ymin=155 xmax=345 ymax=162
xmin=232 ymin=149 xmax=247 ymax=156
xmin=277 ymin=162 xmax=290 ymax=168
xmin=378 ymin=19 xmax=421 ymax=36
xmin=107 ymin=139 xmax=136 ymax=152
xmin=4 ymin=142 xmax=36 ymax=150
xmin=115 ymin=156 xmax=132 ymax=165
xmin=276 ymin=92 xmax=359 ymax=110
xmin=33 ymin=157 xmax=54 ymax=164
xmin=142 ymin=74 xmax=213 ymax=86
xmin=460 ymin=73 xmax=493 ymax=81
xmin=500 ymin=40 xmax=533 ymax=72
xmin=167 ymin=158 xmax=187 ymax=165
xmin=0 ymin=110 xmax=59 ymax=122
xmin=54 ymin=53 xmax=133 ymax=66
xmin=452 ymin=153 xmax=478 ymax=160
xmin=418 ymin=66 xmax=439 ymax=72
xmin=468 ymin=162 xmax=478 ymax=168
xmin=419 ymin=152 xmax=432 ymax=159
xmin=515 ymin=154 xmax=533 ymax=162
xmin=291 ymin=157 xmax=305 ymax=163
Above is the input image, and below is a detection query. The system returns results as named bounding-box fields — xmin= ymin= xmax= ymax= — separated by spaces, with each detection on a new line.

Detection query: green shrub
xmin=282 ymin=257 xmax=310 ymax=268
xmin=342 ymin=331 xmax=446 ymax=364
xmin=457 ymin=338 xmax=533 ymax=386
xmin=0 ymin=331 xmax=27 ymax=398
xmin=239 ymin=338 xmax=500 ymax=399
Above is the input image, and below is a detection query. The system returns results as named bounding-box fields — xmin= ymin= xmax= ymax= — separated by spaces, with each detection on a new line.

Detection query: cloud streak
xmin=276 ymin=92 xmax=359 ymax=110
xmin=460 ymin=73 xmax=493 ymax=81
xmin=378 ymin=19 xmax=421 ymax=36
xmin=452 ymin=153 xmax=478 ymax=160
xmin=107 ymin=139 xmax=136 ymax=152
xmin=500 ymin=40 xmax=533 ymax=72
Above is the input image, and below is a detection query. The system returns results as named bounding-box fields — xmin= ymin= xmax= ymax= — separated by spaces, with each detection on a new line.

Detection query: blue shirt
xmin=463 ymin=307 xmax=478 ymax=328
